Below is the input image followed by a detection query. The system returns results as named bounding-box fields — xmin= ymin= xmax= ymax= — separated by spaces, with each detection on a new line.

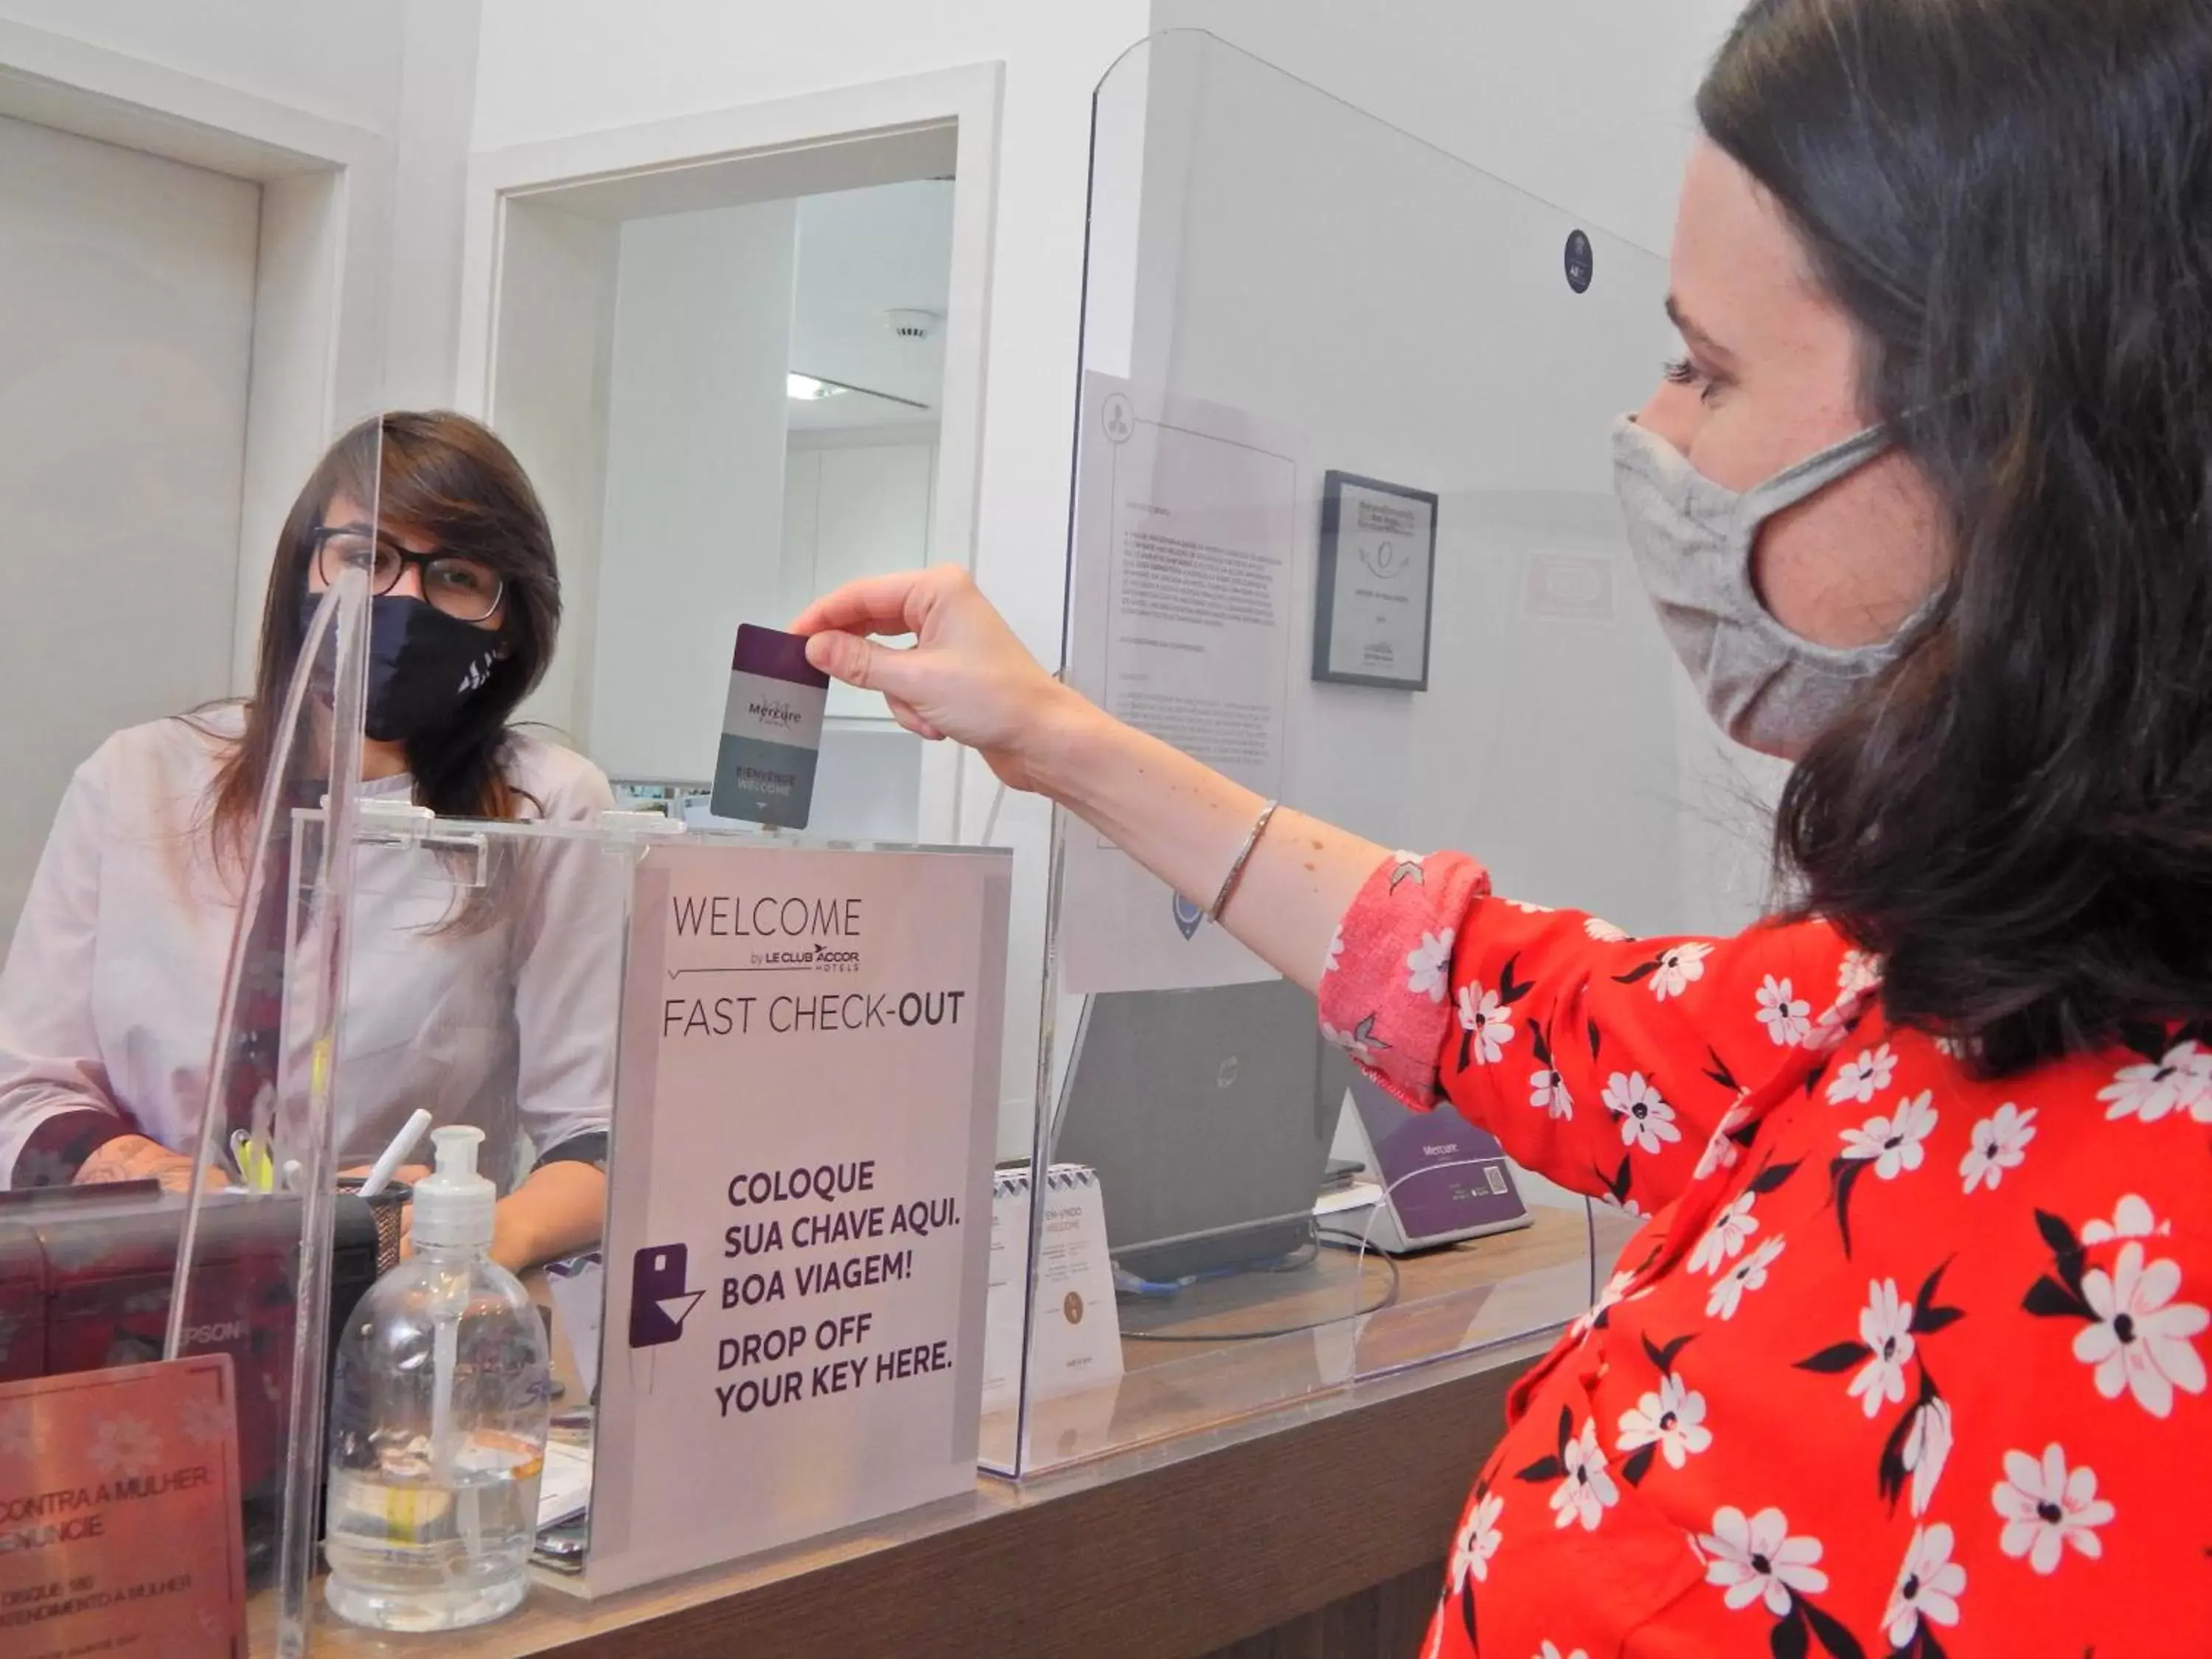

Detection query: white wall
xmin=0 ymin=1 xmax=487 ymax=672
xmin=473 ymin=1 xmax=1146 ymax=678
xmin=1147 ymin=0 xmax=1749 ymax=256
xmin=384 ymin=0 xmax=487 ymax=410
xmin=0 ymin=1 xmax=406 ymax=125
xmin=0 ymin=114 xmax=260 ymax=940
xmin=786 ymin=181 xmax=953 ymax=428
xmin=785 ymin=431 xmax=939 ymax=722
xmin=0 ymin=2 xmax=479 ymax=950
xmin=590 ymin=201 xmax=798 ymax=782
xmin=496 ymin=201 xmax=621 ymax=746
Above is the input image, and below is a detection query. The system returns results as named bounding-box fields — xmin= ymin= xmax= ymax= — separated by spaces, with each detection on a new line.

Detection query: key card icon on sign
xmin=629 ymin=1243 xmax=704 ymax=1349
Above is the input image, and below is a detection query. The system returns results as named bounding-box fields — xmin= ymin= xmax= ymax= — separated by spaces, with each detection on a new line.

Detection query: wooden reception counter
xmin=266 ymin=1207 xmax=1610 ymax=1659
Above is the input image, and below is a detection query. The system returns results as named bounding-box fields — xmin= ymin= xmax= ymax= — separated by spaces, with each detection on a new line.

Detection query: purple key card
xmin=712 ymin=625 xmax=831 ymax=827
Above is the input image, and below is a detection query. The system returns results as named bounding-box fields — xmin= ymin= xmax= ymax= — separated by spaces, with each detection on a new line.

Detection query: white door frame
xmin=455 ymin=63 xmax=1005 ymax=845
xmin=0 ymin=16 xmax=393 ymax=693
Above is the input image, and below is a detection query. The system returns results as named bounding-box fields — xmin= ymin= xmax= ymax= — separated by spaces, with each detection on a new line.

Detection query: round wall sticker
xmin=1564 ymin=229 xmax=1594 ymax=293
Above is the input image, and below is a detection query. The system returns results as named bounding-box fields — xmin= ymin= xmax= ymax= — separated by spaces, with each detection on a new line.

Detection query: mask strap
xmin=1744 ymin=424 xmax=1891 ymax=517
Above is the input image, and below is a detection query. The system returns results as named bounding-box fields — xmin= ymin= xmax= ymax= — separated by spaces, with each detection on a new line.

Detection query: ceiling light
xmin=784 ymin=371 xmax=932 ymax=412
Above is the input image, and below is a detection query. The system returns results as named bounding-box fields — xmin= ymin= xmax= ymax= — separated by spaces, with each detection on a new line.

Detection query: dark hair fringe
xmin=1702 ymin=0 xmax=2212 ymax=1075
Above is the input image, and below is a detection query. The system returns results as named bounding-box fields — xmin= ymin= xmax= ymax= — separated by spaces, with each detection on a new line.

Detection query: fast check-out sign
xmin=582 ymin=838 xmax=1010 ymax=1596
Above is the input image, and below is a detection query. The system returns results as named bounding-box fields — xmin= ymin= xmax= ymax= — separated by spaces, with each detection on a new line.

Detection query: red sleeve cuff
xmin=1315 ymin=850 xmax=1492 ymax=1110
xmin=11 ymin=1109 xmax=133 ymax=1189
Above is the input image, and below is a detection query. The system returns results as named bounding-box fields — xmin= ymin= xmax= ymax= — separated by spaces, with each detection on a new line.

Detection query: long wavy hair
xmin=1700 ymin=0 xmax=2212 ymax=1073
xmin=205 ymin=411 xmax=562 ymax=869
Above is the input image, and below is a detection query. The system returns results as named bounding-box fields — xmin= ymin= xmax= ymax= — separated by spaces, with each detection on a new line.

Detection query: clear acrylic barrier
xmin=1004 ymin=32 xmax=1690 ymax=1477
xmin=258 ymin=809 xmax=1009 ymax=1638
xmin=165 ymin=516 xmax=381 ymax=1655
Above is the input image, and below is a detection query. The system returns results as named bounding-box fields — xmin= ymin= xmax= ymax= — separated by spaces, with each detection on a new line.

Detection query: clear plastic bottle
xmin=324 ymin=1126 xmax=550 ymax=1631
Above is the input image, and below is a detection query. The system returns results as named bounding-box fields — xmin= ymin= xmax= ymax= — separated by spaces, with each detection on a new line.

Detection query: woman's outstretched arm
xmin=793 ymin=566 xmax=1388 ymax=987
xmin=797 ymin=567 xmax=1859 ymax=1217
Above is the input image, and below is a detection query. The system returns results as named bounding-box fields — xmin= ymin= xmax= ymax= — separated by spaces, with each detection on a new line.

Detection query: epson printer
xmin=0 ymin=1181 xmax=382 ymax=1579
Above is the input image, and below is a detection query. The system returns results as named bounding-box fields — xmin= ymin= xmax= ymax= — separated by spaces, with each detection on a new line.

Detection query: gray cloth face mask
xmin=1611 ymin=414 xmax=1906 ymax=757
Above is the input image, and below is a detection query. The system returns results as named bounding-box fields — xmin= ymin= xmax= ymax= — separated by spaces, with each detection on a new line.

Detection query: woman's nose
xmin=388 ymin=563 xmax=428 ymax=602
xmin=1634 ymin=378 xmax=1704 ymax=456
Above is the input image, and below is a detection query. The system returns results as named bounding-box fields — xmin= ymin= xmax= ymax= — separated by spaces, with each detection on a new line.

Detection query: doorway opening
xmin=461 ymin=67 xmax=1001 ymax=845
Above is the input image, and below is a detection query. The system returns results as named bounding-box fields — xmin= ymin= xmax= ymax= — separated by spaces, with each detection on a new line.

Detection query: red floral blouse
xmin=1317 ymin=851 xmax=2210 ymax=1659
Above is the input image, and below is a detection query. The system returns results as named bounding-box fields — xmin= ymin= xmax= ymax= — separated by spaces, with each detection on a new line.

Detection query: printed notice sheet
xmin=1060 ymin=374 xmax=1309 ymax=994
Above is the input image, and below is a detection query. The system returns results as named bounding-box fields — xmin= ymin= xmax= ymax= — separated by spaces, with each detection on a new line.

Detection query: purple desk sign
xmin=1338 ymin=1074 xmax=1531 ymax=1251
xmin=712 ymin=625 xmax=830 ymax=829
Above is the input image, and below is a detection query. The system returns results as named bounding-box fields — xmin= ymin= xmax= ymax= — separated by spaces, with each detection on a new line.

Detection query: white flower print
xmin=1570 ymin=1267 xmax=1644 ymax=1343
xmin=1447 ymin=1490 xmax=1503 ymax=1593
xmin=1688 ymin=1192 xmax=1760 ymax=1276
xmin=1839 ymin=1091 xmax=1938 ymax=1180
xmin=87 ymin=1415 xmax=163 ymax=1481
xmin=1536 ymin=1645 xmax=1590 ymax=1659
xmin=1693 ymin=1100 xmax=1751 ymax=1180
xmin=2097 ymin=1039 xmax=2212 ymax=1124
xmin=1959 ymin=1102 xmax=2037 ymax=1194
xmin=1318 ymin=1020 xmax=1371 ymax=1059
xmin=1649 ymin=941 xmax=1713 ymax=1002
xmin=2081 ymin=1193 xmax=2171 ymax=1244
xmin=1602 ymin=1071 xmax=1680 ymax=1155
xmin=178 ymin=1396 xmax=234 ymax=1447
xmin=0 ymin=1405 xmax=34 ymax=1463
xmin=1322 ymin=927 xmax=1344 ymax=978
xmin=1406 ymin=929 xmax=1456 ymax=1003
xmin=1528 ymin=1065 xmax=1572 ymax=1121
xmin=1900 ymin=1396 xmax=1952 ymax=1519
xmin=1803 ymin=1003 xmax=1854 ymax=1054
xmin=1456 ymin=982 xmax=1515 ymax=1065
xmin=1698 ymin=1505 xmax=1829 ymax=1617
xmin=1825 ymin=1042 xmax=1898 ymax=1105
xmin=2073 ymin=1240 xmax=2208 ymax=1417
xmin=1584 ymin=916 xmax=1630 ymax=943
xmin=1837 ymin=949 xmax=1884 ymax=1000
xmin=1548 ymin=1419 xmax=1618 ymax=1533
xmin=1505 ymin=898 xmax=1553 ymax=914
xmin=1755 ymin=975 xmax=1812 ymax=1047
xmin=1847 ymin=1279 xmax=1918 ymax=1418
xmin=1705 ymin=1235 xmax=1787 ymax=1321
xmin=1993 ymin=1444 xmax=2115 ymax=1575
xmin=1616 ymin=1373 xmax=1712 ymax=1471
xmin=1882 ymin=1523 xmax=1966 ymax=1650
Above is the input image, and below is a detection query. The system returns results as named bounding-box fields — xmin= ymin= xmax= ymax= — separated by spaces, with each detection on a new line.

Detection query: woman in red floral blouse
xmin=796 ymin=1 xmax=2211 ymax=1652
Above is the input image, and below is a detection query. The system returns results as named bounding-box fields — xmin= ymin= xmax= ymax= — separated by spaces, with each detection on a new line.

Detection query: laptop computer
xmin=1048 ymin=979 xmax=1335 ymax=1284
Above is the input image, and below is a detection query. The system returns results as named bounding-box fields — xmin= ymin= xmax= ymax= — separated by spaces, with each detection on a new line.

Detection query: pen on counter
xmin=358 ymin=1109 xmax=433 ymax=1199
xmin=229 ymin=1129 xmax=275 ymax=1192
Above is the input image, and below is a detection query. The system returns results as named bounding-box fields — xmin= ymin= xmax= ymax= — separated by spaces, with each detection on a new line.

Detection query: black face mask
xmin=300 ymin=592 xmax=502 ymax=743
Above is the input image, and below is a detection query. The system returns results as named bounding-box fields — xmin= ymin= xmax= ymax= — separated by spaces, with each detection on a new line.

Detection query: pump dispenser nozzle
xmin=410 ymin=1125 xmax=495 ymax=1251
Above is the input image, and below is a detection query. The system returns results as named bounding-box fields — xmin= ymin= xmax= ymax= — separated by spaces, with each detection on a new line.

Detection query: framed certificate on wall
xmin=1312 ymin=470 xmax=1438 ymax=690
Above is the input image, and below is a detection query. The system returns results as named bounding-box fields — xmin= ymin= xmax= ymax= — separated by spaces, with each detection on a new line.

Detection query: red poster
xmin=0 ymin=1356 xmax=247 ymax=1658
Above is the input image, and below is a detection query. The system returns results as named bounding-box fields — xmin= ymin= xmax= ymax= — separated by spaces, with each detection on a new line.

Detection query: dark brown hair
xmin=1701 ymin=0 xmax=2212 ymax=1072
xmin=206 ymin=410 xmax=562 ymax=866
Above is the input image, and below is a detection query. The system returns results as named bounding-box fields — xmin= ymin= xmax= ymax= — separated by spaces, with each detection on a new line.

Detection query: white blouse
xmin=0 ymin=713 xmax=621 ymax=1189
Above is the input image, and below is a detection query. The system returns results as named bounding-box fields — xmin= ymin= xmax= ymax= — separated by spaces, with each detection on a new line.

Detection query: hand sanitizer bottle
xmin=324 ymin=1126 xmax=551 ymax=1630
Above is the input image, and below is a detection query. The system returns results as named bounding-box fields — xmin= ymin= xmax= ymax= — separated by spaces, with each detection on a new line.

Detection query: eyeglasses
xmin=311 ymin=526 xmax=506 ymax=625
